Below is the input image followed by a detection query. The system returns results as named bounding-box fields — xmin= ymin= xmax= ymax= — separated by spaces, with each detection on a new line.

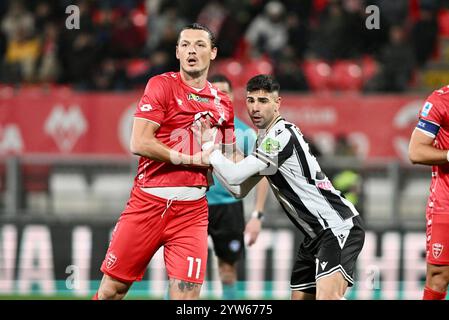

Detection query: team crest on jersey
xmin=421 ymin=102 xmax=433 ymax=117
xmin=106 ymin=252 xmax=117 ymax=269
xmin=187 ymin=93 xmax=209 ymax=103
xmin=261 ymin=137 xmax=281 ymax=155
xmin=432 ymin=243 xmax=443 ymax=259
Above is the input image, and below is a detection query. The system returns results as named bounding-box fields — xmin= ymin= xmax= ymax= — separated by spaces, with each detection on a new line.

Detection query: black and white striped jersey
xmin=252 ymin=117 xmax=360 ymax=242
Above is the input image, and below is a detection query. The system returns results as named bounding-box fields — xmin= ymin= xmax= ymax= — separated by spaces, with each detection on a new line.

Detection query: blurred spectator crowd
xmin=1 ymin=0 xmax=449 ymax=92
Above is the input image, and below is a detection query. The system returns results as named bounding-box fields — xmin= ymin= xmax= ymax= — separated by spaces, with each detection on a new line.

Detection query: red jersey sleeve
xmin=417 ymin=92 xmax=448 ymax=138
xmin=220 ymin=94 xmax=236 ymax=145
xmin=134 ymin=75 xmax=169 ymax=125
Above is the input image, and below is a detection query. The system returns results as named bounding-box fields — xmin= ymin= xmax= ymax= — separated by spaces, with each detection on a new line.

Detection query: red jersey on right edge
xmin=417 ymin=85 xmax=449 ymax=214
xmin=133 ymin=72 xmax=235 ymax=188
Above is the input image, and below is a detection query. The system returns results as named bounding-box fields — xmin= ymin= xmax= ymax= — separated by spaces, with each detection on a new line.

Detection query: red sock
xmin=92 ymin=292 xmax=99 ymax=300
xmin=423 ymin=286 xmax=446 ymax=300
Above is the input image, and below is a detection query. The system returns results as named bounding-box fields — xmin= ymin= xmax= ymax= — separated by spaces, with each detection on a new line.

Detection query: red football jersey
xmin=133 ymin=72 xmax=235 ymax=188
xmin=417 ymin=85 xmax=449 ymax=213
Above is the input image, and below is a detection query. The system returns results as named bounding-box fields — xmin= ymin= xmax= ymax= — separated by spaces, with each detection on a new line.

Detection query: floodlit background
xmin=1 ymin=0 xmax=449 ymax=299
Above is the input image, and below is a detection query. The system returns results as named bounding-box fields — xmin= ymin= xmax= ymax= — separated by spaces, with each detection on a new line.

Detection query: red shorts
xmin=100 ymin=186 xmax=209 ymax=283
xmin=426 ymin=213 xmax=449 ymax=265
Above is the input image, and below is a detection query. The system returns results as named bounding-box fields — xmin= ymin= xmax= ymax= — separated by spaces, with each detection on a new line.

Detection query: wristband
xmin=251 ymin=210 xmax=264 ymax=221
xmin=202 ymin=141 xmax=214 ymax=151
xmin=447 ymin=150 xmax=449 ymax=163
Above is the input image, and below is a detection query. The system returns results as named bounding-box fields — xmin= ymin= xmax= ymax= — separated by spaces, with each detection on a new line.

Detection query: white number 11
xmin=187 ymin=256 xmax=201 ymax=279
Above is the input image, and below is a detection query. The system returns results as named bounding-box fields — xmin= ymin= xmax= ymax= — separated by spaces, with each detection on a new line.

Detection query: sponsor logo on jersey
xmin=317 ymin=181 xmax=333 ymax=190
xmin=187 ymin=93 xmax=209 ymax=103
xmin=106 ymin=252 xmax=117 ymax=269
xmin=432 ymin=243 xmax=443 ymax=259
xmin=421 ymin=101 xmax=433 ymax=117
xmin=140 ymin=104 xmax=152 ymax=111
xmin=261 ymin=137 xmax=281 ymax=155
xmin=44 ymin=104 xmax=87 ymax=152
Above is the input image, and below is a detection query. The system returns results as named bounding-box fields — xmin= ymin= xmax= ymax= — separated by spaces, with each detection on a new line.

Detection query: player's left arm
xmin=244 ymin=178 xmax=269 ymax=246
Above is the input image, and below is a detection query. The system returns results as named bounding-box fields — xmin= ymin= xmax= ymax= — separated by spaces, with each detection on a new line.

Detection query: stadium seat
xmin=360 ymin=55 xmax=378 ymax=83
xmin=244 ymin=57 xmax=274 ymax=80
xmin=211 ymin=57 xmax=274 ymax=89
xmin=91 ymin=174 xmax=133 ymax=213
xmin=438 ymin=9 xmax=449 ymax=38
xmin=302 ymin=59 xmax=332 ymax=91
xmin=51 ymin=173 xmax=90 ymax=214
xmin=125 ymin=58 xmax=151 ymax=78
xmin=329 ymin=60 xmax=363 ymax=91
xmin=211 ymin=59 xmax=245 ymax=87
xmin=22 ymin=164 xmax=51 ymax=193
xmin=22 ymin=164 xmax=52 ymax=212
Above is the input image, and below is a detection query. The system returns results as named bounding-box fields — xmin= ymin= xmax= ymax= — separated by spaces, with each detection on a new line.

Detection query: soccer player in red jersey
xmin=93 ymin=23 xmax=235 ymax=300
xmin=409 ymin=84 xmax=449 ymax=300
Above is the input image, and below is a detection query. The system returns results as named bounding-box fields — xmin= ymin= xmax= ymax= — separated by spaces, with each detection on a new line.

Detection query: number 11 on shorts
xmin=187 ymin=256 xmax=201 ymax=279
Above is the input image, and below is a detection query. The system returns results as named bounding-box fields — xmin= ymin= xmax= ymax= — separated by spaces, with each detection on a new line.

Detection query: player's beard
xmin=181 ymin=65 xmax=208 ymax=79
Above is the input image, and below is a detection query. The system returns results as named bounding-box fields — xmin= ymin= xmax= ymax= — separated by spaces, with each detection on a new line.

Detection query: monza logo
xmin=432 ymin=243 xmax=444 ymax=259
xmin=106 ymin=252 xmax=117 ymax=269
xmin=44 ymin=104 xmax=87 ymax=152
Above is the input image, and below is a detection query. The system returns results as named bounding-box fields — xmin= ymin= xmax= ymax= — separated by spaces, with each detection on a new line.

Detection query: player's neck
xmin=180 ymin=70 xmax=208 ymax=90
xmin=264 ymin=114 xmax=282 ymax=132
xmin=257 ymin=115 xmax=282 ymax=139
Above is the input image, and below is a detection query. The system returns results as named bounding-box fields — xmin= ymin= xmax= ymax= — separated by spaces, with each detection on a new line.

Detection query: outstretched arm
xmin=209 ymin=149 xmax=268 ymax=185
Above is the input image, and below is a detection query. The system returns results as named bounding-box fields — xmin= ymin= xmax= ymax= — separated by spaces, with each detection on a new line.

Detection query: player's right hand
xmin=191 ymin=112 xmax=218 ymax=146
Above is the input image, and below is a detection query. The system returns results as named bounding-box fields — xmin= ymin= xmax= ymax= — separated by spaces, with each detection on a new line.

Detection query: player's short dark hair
xmin=178 ymin=23 xmax=217 ymax=48
xmin=208 ymin=74 xmax=233 ymax=91
xmin=246 ymin=74 xmax=280 ymax=93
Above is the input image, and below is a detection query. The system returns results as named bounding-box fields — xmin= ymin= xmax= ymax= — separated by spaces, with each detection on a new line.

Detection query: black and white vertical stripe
xmin=254 ymin=119 xmax=359 ymax=239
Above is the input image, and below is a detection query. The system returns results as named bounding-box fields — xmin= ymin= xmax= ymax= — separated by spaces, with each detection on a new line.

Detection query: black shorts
xmin=290 ymin=216 xmax=365 ymax=293
xmin=208 ymin=201 xmax=245 ymax=264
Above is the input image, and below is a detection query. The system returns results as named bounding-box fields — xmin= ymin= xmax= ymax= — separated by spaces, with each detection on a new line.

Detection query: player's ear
xmin=210 ymin=47 xmax=217 ymax=61
xmin=275 ymin=96 xmax=281 ymax=112
xmin=175 ymin=45 xmax=180 ymax=60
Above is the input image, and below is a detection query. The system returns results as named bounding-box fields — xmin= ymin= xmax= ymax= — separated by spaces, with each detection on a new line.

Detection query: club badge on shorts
xmin=432 ymin=243 xmax=444 ymax=259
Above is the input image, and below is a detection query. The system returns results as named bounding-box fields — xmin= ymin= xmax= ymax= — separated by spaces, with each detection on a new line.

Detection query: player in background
xmin=193 ymin=74 xmax=365 ymax=300
xmin=207 ymin=74 xmax=269 ymax=299
xmin=93 ymin=23 xmax=236 ymax=300
xmin=409 ymin=85 xmax=449 ymax=300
